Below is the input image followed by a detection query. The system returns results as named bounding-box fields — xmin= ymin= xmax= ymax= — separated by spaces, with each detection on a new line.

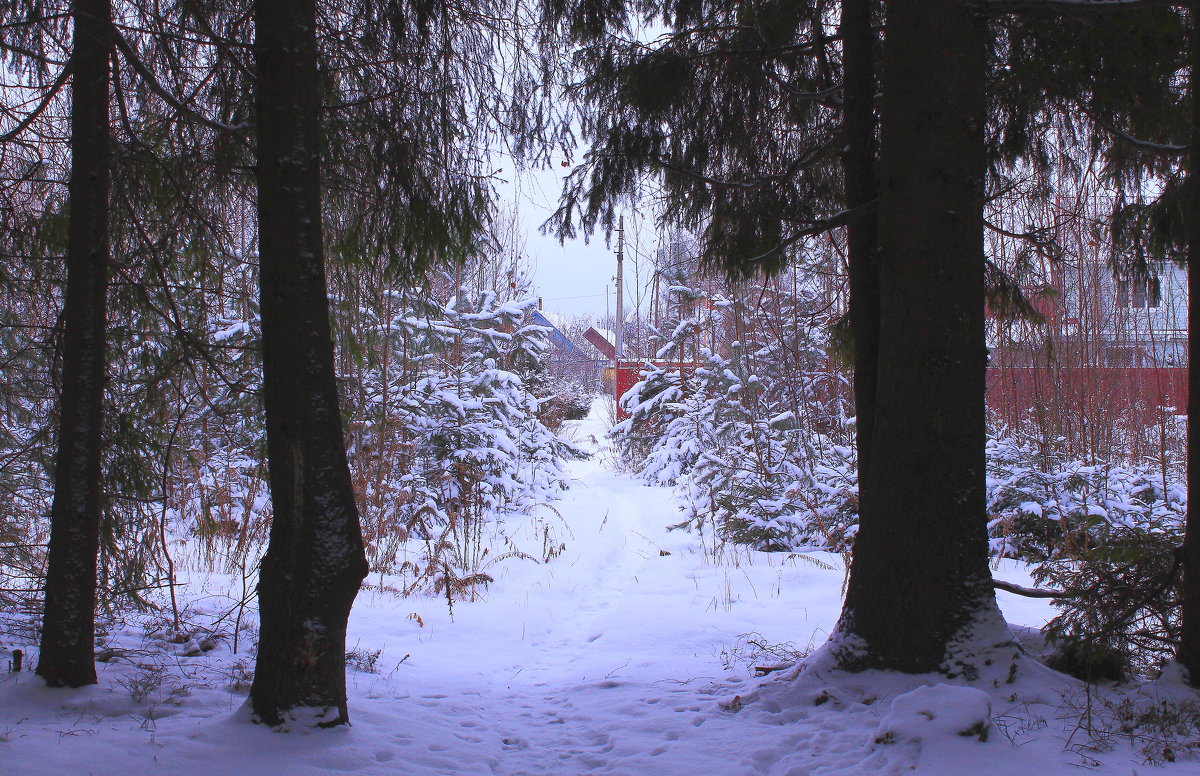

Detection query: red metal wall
xmin=612 ymin=362 xmax=1188 ymax=428
xmin=986 ymin=366 xmax=1188 ymax=429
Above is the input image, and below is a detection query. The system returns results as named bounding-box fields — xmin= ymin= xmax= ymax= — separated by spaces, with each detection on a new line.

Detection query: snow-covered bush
xmin=621 ymin=335 xmax=1188 ymax=674
xmin=616 ymin=296 xmax=1185 ymax=570
xmin=343 ymin=287 xmax=586 ymax=595
xmin=988 ymin=434 xmax=1188 ymax=678
xmin=0 ymin=217 xmax=271 ymax=612
xmin=535 ymin=377 xmax=596 ymax=432
xmin=986 ymin=434 xmax=1185 ymax=562
xmin=612 ymin=281 xmax=856 ymax=552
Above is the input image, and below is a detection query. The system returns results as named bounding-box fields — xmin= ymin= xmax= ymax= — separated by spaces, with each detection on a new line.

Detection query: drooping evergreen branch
xmin=111 ymin=28 xmax=249 ymax=134
xmin=993 ymin=578 xmax=1069 ymax=598
xmin=0 ymin=63 xmax=71 ymax=142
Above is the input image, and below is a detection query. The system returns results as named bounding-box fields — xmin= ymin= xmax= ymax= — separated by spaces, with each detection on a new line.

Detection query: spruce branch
xmin=0 ymin=62 xmax=71 ymax=143
xmin=111 ymin=29 xmax=248 ymax=134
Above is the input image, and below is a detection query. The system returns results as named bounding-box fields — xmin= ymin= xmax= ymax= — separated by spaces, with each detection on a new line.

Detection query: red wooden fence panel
xmin=986 ymin=366 xmax=1187 ymax=430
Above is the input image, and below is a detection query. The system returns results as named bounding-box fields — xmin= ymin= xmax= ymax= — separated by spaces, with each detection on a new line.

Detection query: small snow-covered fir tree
xmin=613 ymin=283 xmax=715 ymax=480
xmin=613 ymin=279 xmax=855 ymax=551
xmin=344 ymin=284 xmax=585 ymax=595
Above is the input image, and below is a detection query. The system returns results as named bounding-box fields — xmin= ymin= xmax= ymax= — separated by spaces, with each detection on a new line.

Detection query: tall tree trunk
xmin=36 ymin=0 xmax=113 ymax=689
xmin=249 ymin=0 xmax=369 ymax=727
xmin=836 ymin=0 xmax=1003 ymax=672
xmin=1178 ymin=10 xmax=1200 ymax=684
xmin=841 ymin=0 xmax=880 ymax=490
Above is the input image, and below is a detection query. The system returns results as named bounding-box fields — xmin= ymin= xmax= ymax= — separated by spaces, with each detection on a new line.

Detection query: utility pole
xmin=615 ymin=215 xmax=625 ymax=361
xmin=614 ymin=216 xmax=625 ymax=409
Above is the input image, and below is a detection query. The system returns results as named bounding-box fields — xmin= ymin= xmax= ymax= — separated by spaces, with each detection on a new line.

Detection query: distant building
xmin=529 ymin=310 xmax=606 ymax=389
xmin=987 ymin=253 xmax=1187 ymax=436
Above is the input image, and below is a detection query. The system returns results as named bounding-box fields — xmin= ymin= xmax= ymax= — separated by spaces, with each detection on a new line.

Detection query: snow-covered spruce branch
xmin=992 ymin=579 xmax=1068 ymax=598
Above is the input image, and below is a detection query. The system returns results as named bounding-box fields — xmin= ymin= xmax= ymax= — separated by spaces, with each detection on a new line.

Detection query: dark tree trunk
xmin=1178 ymin=11 xmax=1200 ymax=684
xmin=249 ymin=0 xmax=368 ymax=727
xmin=840 ymin=0 xmax=880 ymax=487
xmin=836 ymin=0 xmax=1003 ymax=672
xmin=36 ymin=0 xmax=113 ymax=689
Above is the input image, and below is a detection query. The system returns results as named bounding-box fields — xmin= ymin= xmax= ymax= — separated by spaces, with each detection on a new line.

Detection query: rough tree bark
xmin=836 ymin=0 xmax=1004 ymax=672
xmin=249 ymin=0 xmax=369 ymax=727
xmin=1179 ymin=8 xmax=1200 ymax=684
xmin=840 ymin=0 xmax=880 ymax=490
xmin=36 ymin=0 xmax=113 ymax=689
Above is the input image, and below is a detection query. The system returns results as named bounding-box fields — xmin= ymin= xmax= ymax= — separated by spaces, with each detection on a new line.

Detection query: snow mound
xmin=875 ymin=684 xmax=992 ymax=744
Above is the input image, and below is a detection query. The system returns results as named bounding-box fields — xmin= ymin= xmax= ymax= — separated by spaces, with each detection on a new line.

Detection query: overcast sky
xmin=503 ymin=162 xmax=660 ymax=323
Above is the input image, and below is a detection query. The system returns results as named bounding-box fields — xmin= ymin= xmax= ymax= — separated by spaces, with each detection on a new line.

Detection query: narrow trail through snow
xmin=1 ymin=413 xmax=1152 ymax=776
xmin=342 ymin=420 xmax=854 ymax=776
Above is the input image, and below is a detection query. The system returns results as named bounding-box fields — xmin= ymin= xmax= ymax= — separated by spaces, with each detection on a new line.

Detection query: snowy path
xmin=339 ymin=444 xmax=852 ymax=776
xmin=0 ymin=415 xmax=1186 ymax=775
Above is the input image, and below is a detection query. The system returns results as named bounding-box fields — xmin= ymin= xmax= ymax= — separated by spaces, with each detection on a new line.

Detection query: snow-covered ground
xmin=2 ymin=411 xmax=1198 ymax=775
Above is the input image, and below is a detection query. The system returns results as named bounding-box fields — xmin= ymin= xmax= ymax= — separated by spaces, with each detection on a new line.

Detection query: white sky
xmin=502 ymin=162 xmax=660 ymax=323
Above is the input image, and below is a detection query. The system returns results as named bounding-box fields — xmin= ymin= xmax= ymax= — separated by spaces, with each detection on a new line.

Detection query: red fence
xmin=986 ymin=367 xmax=1188 ymax=430
xmin=611 ymin=362 xmax=1188 ymax=429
